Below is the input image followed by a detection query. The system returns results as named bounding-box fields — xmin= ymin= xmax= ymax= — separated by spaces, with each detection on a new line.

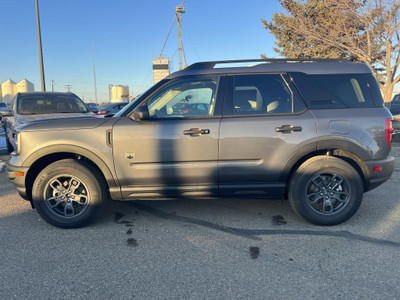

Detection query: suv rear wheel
xmin=288 ymin=156 xmax=363 ymax=225
xmin=32 ymin=159 xmax=106 ymax=228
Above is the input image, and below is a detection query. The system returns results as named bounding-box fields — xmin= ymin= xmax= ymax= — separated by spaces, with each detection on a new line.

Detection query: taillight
xmin=386 ymin=118 xmax=395 ymax=147
xmin=96 ymin=110 xmax=110 ymax=115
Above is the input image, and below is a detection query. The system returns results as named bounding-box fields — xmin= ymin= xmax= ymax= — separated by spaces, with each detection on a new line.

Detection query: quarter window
xmin=233 ymin=74 xmax=294 ymax=115
xmin=147 ymin=77 xmax=219 ymax=119
xmin=289 ymin=73 xmax=375 ymax=108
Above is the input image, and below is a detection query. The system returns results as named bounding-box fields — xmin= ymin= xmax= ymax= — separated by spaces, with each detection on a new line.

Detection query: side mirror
xmin=133 ymin=105 xmax=149 ymax=121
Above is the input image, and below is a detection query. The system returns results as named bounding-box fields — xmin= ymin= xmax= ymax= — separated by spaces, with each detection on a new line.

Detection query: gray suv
xmin=3 ymin=92 xmax=92 ymax=153
xmin=6 ymin=59 xmax=395 ymax=228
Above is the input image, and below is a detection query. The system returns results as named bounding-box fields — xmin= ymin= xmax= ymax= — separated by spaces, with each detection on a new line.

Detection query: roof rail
xmin=185 ymin=58 xmax=349 ymax=71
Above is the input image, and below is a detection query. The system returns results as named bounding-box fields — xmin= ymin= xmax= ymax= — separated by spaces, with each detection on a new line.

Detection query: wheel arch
xmin=24 ymin=145 xmax=118 ymax=201
xmin=281 ymin=144 xmax=370 ymax=192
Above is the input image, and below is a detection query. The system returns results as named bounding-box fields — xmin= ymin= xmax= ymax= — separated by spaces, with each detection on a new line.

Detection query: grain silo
xmin=1 ymin=79 xmax=16 ymax=105
xmin=110 ymin=85 xmax=129 ymax=102
xmin=152 ymin=57 xmax=170 ymax=84
xmin=16 ymin=79 xmax=34 ymax=93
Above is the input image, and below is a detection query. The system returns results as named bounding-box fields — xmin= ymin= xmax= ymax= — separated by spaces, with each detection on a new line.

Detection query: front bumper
xmin=6 ymin=163 xmax=30 ymax=200
xmin=364 ymin=156 xmax=395 ymax=191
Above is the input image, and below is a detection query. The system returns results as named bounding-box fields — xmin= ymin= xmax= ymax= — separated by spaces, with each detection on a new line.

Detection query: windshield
xmin=17 ymin=94 xmax=89 ymax=115
xmin=0 ymin=103 xmax=6 ymax=108
xmin=98 ymin=103 xmax=117 ymax=110
xmin=113 ymin=98 xmax=141 ymax=117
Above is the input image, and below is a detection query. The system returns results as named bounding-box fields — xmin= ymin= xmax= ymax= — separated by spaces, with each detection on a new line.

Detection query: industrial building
xmin=110 ymin=85 xmax=129 ymax=102
xmin=1 ymin=79 xmax=34 ymax=105
xmin=152 ymin=57 xmax=171 ymax=84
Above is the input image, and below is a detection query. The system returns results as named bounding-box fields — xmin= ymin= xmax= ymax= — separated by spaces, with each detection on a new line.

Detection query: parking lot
xmin=0 ymin=142 xmax=400 ymax=299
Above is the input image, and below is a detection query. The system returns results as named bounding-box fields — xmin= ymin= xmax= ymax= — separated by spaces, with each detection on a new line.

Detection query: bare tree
xmin=263 ymin=0 xmax=400 ymax=104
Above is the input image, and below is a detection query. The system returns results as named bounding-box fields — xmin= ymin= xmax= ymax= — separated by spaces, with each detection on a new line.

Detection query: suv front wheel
xmin=289 ymin=156 xmax=363 ymax=225
xmin=32 ymin=159 xmax=106 ymax=228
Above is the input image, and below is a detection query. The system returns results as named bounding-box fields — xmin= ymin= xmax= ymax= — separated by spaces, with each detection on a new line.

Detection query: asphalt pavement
xmin=0 ymin=146 xmax=400 ymax=299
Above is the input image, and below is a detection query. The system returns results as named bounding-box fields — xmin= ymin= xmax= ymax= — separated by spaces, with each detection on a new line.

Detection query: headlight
xmin=12 ymin=132 xmax=21 ymax=155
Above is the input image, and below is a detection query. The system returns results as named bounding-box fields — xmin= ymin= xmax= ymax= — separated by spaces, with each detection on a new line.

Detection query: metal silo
xmin=16 ymin=79 xmax=35 ymax=93
xmin=111 ymin=85 xmax=129 ymax=102
xmin=1 ymin=79 xmax=16 ymax=105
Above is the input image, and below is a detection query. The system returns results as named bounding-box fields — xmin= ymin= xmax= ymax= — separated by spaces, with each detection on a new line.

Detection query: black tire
xmin=32 ymin=159 xmax=107 ymax=228
xmin=288 ymin=156 xmax=363 ymax=226
xmin=5 ymin=136 xmax=14 ymax=153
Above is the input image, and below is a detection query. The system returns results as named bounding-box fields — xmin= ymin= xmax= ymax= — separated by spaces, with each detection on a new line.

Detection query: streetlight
xmin=35 ymin=0 xmax=46 ymax=91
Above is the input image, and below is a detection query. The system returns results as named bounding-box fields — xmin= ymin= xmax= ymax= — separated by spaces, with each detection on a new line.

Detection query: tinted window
xmin=17 ymin=94 xmax=88 ymax=115
xmin=290 ymin=73 xmax=375 ymax=108
xmin=0 ymin=103 xmax=6 ymax=108
xmin=365 ymin=74 xmax=384 ymax=107
xmin=147 ymin=77 xmax=219 ymax=118
xmin=233 ymin=74 xmax=295 ymax=115
xmin=392 ymin=94 xmax=400 ymax=104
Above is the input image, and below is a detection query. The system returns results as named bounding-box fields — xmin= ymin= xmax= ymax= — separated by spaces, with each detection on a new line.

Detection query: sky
xmin=0 ymin=0 xmax=282 ymax=102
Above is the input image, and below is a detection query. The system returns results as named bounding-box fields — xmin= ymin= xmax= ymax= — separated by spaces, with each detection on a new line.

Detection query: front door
xmin=113 ymin=76 xmax=225 ymax=199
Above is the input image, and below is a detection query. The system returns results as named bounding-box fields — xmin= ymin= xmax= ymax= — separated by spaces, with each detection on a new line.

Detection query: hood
xmin=17 ymin=115 xmax=117 ymax=132
xmin=15 ymin=113 xmax=96 ymax=126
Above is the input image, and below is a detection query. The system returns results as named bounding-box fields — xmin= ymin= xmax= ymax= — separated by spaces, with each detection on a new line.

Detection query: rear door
xmin=112 ymin=76 xmax=226 ymax=199
xmin=219 ymin=73 xmax=317 ymax=197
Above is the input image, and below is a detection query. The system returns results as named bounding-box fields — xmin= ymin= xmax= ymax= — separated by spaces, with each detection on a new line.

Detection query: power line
xmin=159 ymin=15 xmax=176 ymax=58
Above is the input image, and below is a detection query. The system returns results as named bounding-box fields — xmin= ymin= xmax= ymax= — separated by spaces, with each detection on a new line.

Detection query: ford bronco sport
xmin=6 ymin=59 xmax=395 ymax=228
xmin=3 ymin=92 xmax=92 ymax=153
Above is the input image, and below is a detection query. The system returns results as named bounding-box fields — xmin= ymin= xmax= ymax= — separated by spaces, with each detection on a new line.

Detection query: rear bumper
xmin=364 ymin=156 xmax=395 ymax=191
xmin=6 ymin=163 xmax=29 ymax=200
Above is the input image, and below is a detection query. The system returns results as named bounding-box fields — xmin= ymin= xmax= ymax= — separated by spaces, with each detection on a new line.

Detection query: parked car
xmin=6 ymin=59 xmax=395 ymax=228
xmin=0 ymin=102 xmax=12 ymax=133
xmin=0 ymin=102 xmax=11 ymax=120
xmin=390 ymin=94 xmax=400 ymax=116
xmin=3 ymin=92 xmax=93 ymax=153
xmin=86 ymin=102 xmax=99 ymax=113
xmin=96 ymin=102 xmax=128 ymax=116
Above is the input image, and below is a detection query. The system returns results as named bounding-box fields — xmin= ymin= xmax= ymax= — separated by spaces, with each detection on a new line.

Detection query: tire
xmin=32 ymin=159 xmax=107 ymax=228
xmin=288 ymin=156 xmax=363 ymax=226
xmin=5 ymin=136 xmax=14 ymax=153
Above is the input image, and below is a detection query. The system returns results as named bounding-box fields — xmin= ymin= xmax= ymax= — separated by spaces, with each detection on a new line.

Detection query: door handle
xmin=275 ymin=125 xmax=302 ymax=133
xmin=184 ymin=128 xmax=210 ymax=136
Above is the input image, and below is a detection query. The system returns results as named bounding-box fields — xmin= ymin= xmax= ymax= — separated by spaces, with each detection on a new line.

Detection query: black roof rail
xmin=185 ymin=58 xmax=349 ymax=71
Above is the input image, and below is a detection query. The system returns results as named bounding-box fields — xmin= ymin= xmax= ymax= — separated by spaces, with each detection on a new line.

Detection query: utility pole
xmin=176 ymin=2 xmax=185 ymax=70
xmin=92 ymin=41 xmax=98 ymax=104
xmin=65 ymin=85 xmax=72 ymax=93
xmin=50 ymin=80 xmax=55 ymax=92
xmin=35 ymin=0 xmax=46 ymax=91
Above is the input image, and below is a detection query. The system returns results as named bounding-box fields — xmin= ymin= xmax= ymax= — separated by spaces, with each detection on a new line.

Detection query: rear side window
xmin=365 ymin=74 xmax=384 ymax=107
xmin=289 ymin=73 xmax=375 ymax=109
xmin=232 ymin=74 xmax=301 ymax=115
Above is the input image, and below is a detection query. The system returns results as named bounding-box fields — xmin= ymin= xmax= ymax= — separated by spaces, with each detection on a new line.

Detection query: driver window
xmin=147 ymin=77 xmax=219 ymax=119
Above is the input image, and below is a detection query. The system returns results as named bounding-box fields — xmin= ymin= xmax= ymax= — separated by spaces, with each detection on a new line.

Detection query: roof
xmin=17 ymin=92 xmax=76 ymax=97
xmin=165 ymin=59 xmax=372 ymax=80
